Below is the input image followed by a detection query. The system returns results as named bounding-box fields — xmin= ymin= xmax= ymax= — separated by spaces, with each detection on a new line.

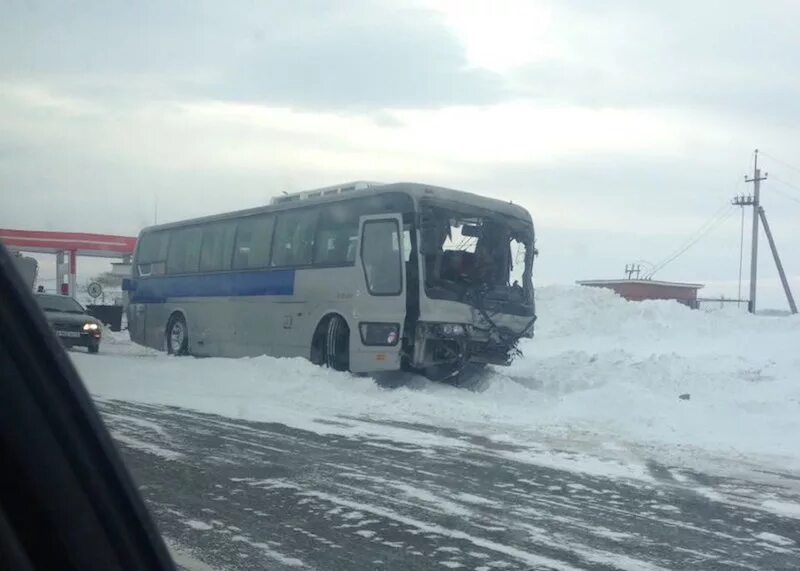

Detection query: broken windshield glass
xmin=420 ymin=204 xmax=535 ymax=314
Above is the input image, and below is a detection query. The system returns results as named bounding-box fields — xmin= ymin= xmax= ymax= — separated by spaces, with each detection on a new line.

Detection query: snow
xmin=74 ymin=285 xmax=800 ymax=479
xmin=110 ymin=431 xmax=184 ymax=460
xmin=184 ymin=520 xmax=214 ymax=531
xmin=760 ymin=499 xmax=800 ymax=519
xmin=754 ymin=532 xmax=795 ymax=546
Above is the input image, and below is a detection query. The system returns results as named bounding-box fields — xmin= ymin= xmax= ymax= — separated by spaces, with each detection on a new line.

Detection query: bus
xmin=124 ymin=182 xmax=536 ymax=380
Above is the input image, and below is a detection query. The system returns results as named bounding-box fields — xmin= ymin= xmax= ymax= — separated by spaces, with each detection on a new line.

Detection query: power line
xmin=647 ymin=203 xmax=735 ymax=278
xmin=647 ymin=203 xmax=732 ymax=277
xmin=649 ymin=208 xmax=735 ymax=278
xmin=770 ymin=174 xmax=800 ymax=195
xmin=649 ymin=203 xmax=729 ymax=274
xmin=769 ymin=184 xmax=800 ymax=205
xmin=760 ymin=151 xmax=800 ymax=178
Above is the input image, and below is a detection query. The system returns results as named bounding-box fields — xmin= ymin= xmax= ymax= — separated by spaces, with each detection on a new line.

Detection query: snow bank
xmin=74 ymin=285 xmax=800 ymax=476
xmin=502 ymin=286 xmax=800 ymax=463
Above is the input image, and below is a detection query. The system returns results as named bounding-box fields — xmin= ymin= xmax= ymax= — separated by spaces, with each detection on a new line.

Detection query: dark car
xmin=35 ymin=293 xmax=103 ymax=353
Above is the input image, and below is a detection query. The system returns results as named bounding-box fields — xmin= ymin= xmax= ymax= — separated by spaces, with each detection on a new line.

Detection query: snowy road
xmin=99 ymin=398 xmax=800 ymax=570
xmin=73 ymin=286 xmax=800 ymax=569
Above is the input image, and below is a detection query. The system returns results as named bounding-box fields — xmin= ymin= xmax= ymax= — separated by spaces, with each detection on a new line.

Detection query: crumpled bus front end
xmin=405 ymin=199 xmax=536 ymax=379
xmin=407 ymin=298 xmax=536 ymax=379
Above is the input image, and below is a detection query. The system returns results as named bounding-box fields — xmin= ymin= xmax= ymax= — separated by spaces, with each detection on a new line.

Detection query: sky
xmin=2 ymin=0 xmax=800 ymax=308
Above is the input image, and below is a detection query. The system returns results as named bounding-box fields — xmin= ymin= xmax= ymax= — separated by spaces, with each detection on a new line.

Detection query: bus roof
xmin=140 ymin=182 xmax=533 ymax=234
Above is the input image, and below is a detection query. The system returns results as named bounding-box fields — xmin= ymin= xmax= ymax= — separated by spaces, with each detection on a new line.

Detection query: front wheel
xmin=323 ymin=316 xmax=349 ymax=372
xmin=166 ymin=314 xmax=189 ymax=356
xmin=87 ymin=341 xmax=100 ymax=354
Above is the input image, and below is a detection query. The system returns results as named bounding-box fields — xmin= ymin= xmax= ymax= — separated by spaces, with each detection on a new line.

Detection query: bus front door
xmin=352 ymin=214 xmax=407 ymax=372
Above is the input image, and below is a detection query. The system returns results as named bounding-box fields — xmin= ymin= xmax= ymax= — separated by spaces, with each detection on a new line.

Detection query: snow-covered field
xmin=73 ymin=285 xmax=800 ymax=481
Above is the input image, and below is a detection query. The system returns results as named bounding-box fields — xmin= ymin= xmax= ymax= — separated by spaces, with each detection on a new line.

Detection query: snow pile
xmin=500 ymin=286 xmax=800 ymax=466
xmin=74 ymin=285 xmax=800 ymax=475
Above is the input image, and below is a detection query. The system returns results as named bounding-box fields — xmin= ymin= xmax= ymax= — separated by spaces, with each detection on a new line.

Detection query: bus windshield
xmin=419 ymin=203 xmax=535 ymax=313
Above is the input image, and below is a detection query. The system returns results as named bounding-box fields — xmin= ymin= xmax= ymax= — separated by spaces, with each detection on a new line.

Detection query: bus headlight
xmin=83 ymin=322 xmax=99 ymax=331
xmin=436 ymin=323 xmax=466 ymax=337
xmin=359 ymin=322 xmax=400 ymax=346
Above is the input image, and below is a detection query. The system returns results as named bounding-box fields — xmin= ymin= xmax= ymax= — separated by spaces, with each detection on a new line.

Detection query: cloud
xmin=0 ymin=1 xmax=504 ymax=110
xmin=420 ymin=1 xmax=800 ymax=124
xmin=3 ymin=1 xmax=800 ymax=307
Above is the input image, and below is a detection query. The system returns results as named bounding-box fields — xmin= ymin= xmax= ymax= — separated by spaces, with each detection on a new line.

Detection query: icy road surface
xmin=72 ymin=286 xmax=800 ymax=569
xmin=97 ymin=398 xmax=800 ymax=570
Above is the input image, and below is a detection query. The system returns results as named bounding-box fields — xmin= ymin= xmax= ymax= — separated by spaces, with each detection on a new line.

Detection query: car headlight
xmin=359 ymin=322 xmax=400 ymax=346
xmin=436 ymin=323 xmax=466 ymax=337
xmin=83 ymin=322 xmax=99 ymax=331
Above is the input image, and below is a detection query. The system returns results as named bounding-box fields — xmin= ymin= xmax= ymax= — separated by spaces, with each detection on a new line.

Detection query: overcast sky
xmin=2 ymin=0 xmax=800 ymax=307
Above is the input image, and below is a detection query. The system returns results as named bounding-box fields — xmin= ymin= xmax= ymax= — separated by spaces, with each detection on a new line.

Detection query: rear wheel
xmin=314 ymin=315 xmax=349 ymax=372
xmin=166 ymin=314 xmax=189 ymax=356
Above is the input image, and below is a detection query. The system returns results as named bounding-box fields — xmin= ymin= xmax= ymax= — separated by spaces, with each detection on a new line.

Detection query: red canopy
xmin=0 ymin=229 xmax=137 ymax=258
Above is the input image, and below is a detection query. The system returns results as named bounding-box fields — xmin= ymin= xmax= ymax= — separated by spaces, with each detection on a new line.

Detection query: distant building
xmin=576 ymin=279 xmax=703 ymax=308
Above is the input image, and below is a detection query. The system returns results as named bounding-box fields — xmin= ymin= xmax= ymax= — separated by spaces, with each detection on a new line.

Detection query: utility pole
xmin=759 ymin=207 xmax=798 ymax=314
xmin=737 ymin=205 xmax=745 ymax=308
xmin=732 ymin=148 xmax=797 ymax=315
xmin=744 ymin=149 xmax=767 ymax=313
xmin=732 ymin=193 xmax=753 ymax=306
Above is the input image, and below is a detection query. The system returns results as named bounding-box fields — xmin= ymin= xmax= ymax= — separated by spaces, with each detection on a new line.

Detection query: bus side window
xmin=272 ymin=209 xmax=318 ymax=267
xmin=233 ymin=215 xmax=274 ymax=270
xmin=135 ymin=231 xmax=168 ymax=277
xmin=314 ymin=204 xmax=359 ymax=265
xmin=200 ymin=222 xmax=236 ymax=272
xmin=166 ymin=226 xmax=202 ymax=274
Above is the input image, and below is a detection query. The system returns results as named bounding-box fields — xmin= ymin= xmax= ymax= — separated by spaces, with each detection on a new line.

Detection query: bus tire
xmin=314 ymin=315 xmax=349 ymax=372
xmin=166 ymin=313 xmax=189 ymax=356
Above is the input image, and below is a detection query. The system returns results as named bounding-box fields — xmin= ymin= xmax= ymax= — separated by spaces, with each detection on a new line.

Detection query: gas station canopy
xmin=0 ymin=229 xmax=138 ymax=297
xmin=0 ymin=229 xmax=137 ymax=258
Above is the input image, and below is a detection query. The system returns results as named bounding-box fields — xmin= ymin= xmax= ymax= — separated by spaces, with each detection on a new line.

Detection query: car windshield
xmin=35 ymin=295 xmax=85 ymax=314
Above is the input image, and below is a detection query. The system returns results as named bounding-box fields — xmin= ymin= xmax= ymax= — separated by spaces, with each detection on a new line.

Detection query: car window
xmin=35 ymin=295 xmax=85 ymax=313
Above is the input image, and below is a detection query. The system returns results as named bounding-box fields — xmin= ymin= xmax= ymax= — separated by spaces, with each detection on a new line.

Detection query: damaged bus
xmin=125 ymin=182 xmax=536 ymax=380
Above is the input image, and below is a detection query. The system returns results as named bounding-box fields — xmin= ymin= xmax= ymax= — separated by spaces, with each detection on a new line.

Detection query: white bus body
xmin=124 ymin=183 xmax=536 ymax=379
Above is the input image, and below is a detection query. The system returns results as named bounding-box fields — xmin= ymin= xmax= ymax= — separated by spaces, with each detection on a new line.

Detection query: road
xmin=97 ymin=399 xmax=800 ymax=571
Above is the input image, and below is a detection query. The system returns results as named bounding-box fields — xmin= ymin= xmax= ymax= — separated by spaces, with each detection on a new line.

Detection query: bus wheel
xmin=322 ymin=316 xmax=349 ymax=372
xmin=166 ymin=314 xmax=189 ymax=356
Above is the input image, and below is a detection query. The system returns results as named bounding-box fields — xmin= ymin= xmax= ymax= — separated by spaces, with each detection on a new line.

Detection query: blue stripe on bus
xmin=129 ymin=269 xmax=295 ymax=303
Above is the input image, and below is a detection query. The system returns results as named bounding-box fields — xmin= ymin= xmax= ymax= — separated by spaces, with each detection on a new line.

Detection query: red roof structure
xmin=577 ymin=279 xmax=704 ymax=308
xmin=0 ymin=229 xmax=137 ymax=258
xmin=0 ymin=229 xmax=137 ymax=297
